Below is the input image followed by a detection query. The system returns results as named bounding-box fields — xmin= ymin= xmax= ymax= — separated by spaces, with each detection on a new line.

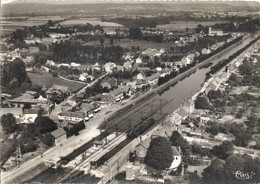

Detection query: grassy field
xmin=157 ymin=20 xmax=229 ymax=31
xmin=59 ymin=17 xmax=123 ymax=27
xmin=28 ymin=72 xmax=85 ymax=93
xmin=1 ymin=16 xmax=66 ymax=35
xmin=84 ymin=38 xmax=174 ymax=50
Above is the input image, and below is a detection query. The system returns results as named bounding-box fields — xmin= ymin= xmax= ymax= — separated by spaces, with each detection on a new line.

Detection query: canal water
xmin=27 ymin=66 xmax=210 ymax=183
xmin=158 ymin=67 xmax=209 ymax=114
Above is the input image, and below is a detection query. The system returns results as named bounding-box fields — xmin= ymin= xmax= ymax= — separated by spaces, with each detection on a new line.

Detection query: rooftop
xmin=172 ymin=146 xmax=181 ymax=156
xmin=47 ymin=84 xmax=71 ymax=94
xmin=58 ymin=111 xmax=85 ymax=118
xmin=0 ymin=108 xmax=23 ymax=117
xmin=51 ymin=128 xmax=66 ymax=139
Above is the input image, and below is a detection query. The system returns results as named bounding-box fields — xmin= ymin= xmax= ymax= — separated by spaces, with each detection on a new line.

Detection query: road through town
xmin=1 ymin=31 xmax=259 ymax=184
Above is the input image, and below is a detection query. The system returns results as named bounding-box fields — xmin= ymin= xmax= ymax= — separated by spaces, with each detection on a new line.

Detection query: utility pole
xmin=16 ymin=143 xmax=22 ymax=167
xmin=151 ymin=105 xmax=153 ymax=118
xmin=140 ymin=111 xmax=143 ymax=119
xmin=104 ymin=118 xmax=108 ymax=144
xmin=129 ymin=119 xmax=132 ymax=129
xmin=115 ymin=124 xmax=118 ymax=137
xmin=160 ymin=99 xmax=163 ymax=115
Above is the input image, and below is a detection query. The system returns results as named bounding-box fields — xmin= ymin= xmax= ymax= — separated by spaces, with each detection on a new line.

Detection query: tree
xmin=41 ymin=133 xmax=54 ymax=147
xmin=1 ymin=113 xmax=17 ymax=134
xmin=211 ymin=141 xmax=234 ymax=160
xmin=34 ymin=115 xmax=57 ymax=135
xmin=144 ymin=137 xmax=173 ymax=170
xmin=202 ymin=159 xmax=227 ymax=184
xmin=129 ymin=27 xmax=143 ymax=40
xmin=100 ymin=37 xmax=104 ymax=46
xmin=64 ymin=121 xmax=85 ymax=137
xmin=239 ymin=63 xmax=253 ymax=76
xmin=1 ymin=58 xmax=31 ymax=94
xmin=110 ymin=37 xmax=114 ymax=45
xmin=170 ymin=131 xmax=191 ymax=156
xmin=47 ymin=20 xmax=54 ymax=27
xmin=1 ymin=58 xmax=26 ymax=87
xmin=195 ymin=95 xmax=211 ymax=110
xmin=207 ymin=90 xmax=222 ymax=100
xmin=18 ymin=131 xmax=37 ymax=154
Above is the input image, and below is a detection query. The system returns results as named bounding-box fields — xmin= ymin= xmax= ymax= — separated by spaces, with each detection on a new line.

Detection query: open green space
xmin=59 ymin=18 xmax=123 ymax=27
xmin=156 ymin=20 xmax=229 ymax=31
xmin=84 ymin=38 xmax=174 ymax=50
xmin=28 ymin=72 xmax=85 ymax=93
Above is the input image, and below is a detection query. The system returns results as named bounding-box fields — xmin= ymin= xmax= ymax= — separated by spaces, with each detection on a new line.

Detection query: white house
xmin=104 ymin=62 xmax=117 ymax=74
xmin=156 ymin=67 xmax=162 ymax=72
xmin=71 ymin=62 xmax=81 ymax=68
xmin=58 ymin=111 xmax=86 ymax=122
xmin=169 ymin=146 xmax=182 ymax=170
xmin=136 ymin=57 xmax=142 ymax=64
xmin=208 ymin=27 xmax=224 ymax=36
xmin=79 ymin=73 xmax=89 ymax=82
xmin=46 ymin=60 xmax=56 ymax=67
xmin=201 ymin=48 xmax=211 ymax=55
xmin=51 ymin=128 xmax=67 ymax=145
xmin=137 ymin=73 xmax=145 ymax=80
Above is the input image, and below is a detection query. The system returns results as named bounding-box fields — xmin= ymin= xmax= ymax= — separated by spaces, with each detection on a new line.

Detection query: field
xmin=157 ymin=20 xmax=229 ymax=31
xmin=28 ymin=72 xmax=85 ymax=93
xmin=84 ymin=38 xmax=174 ymax=50
xmin=0 ymin=16 xmax=66 ymax=34
xmin=59 ymin=18 xmax=123 ymax=27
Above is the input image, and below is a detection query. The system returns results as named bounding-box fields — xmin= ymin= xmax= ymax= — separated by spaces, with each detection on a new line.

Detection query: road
xmin=76 ymin=73 xmax=107 ymax=94
xmin=1 ymin=31 xmax=259 ymax=184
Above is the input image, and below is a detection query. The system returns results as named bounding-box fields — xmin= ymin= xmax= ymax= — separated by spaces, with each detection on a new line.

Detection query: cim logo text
xmin=235 ymin=170 xmax=255 ymax=180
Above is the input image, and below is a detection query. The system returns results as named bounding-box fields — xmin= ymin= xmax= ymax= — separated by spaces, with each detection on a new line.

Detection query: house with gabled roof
xmin=58 ymin=111 xmax=86 ymax=122
xmin=101 ymin=77 xmax=117 ymax=90
xmin=124 ymin=61 xmax=132 ymax=71
xmin=51 ymin=128 xmax=66 ymax=145
xmin=46 ymin=84 xmax=71 ymax=98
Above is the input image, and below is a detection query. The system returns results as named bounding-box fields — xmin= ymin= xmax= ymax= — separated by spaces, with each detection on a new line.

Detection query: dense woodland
xmin=1 ymin=58 xmax=32 ymax=95
xmin=52 ymin=42 xmax=125 ymax=64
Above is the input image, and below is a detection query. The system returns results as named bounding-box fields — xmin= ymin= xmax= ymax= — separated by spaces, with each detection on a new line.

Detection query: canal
xmin=26 ymin=65 xmax=210 ymax=183
xmin=26 ymin=34 xmax=259 ymax=183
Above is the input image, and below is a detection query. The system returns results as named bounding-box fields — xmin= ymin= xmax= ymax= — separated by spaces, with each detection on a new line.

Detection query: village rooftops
xmin=176 ymin=107 xmax=189 ymax=117
xmin=23 ymin=109 xmax=39 ymax=114
xmin=80 ymin=103 xmax=95 ymax=112
xmin=9 ymin=94 xmax=48 ymax=104
xmin=172 ymin=146 xmax=181 ymax=156
xmin=170 ymin=113 xmax=182 ymax=125
xmin=101 ymin=77 xmax=117 ymax=88
xmin=109 ymin=87 xmax=124 ymax=98
xmin=47 ymin=84 xmax=71 ymax=94
xmin=0 ymin=108 xmax=23 ymax=118
xmin=58 ymin=111 xmax=86 ymax=118
xmin=51 ymin=128 xmax=66 ymax=139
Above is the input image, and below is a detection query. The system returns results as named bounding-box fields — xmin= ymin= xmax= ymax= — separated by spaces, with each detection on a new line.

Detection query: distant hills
xmin=1 ymin=1 xmax=260 ymax=16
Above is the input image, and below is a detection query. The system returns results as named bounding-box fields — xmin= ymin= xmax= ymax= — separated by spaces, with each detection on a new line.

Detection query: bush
xmin=144 ymin=137 xmax=173 ymax=170
xmin=34 ymin=115 xmax=58 ymax=135
xmin=65 ymin=121 xmax=85 ymax=137
xmin=41 ymin=133 xmax=54 ymax=147
xmin=211 ymin=141 xmax=234 ymax=160
xmin=195 ymin=95 xmax=211 ymax=110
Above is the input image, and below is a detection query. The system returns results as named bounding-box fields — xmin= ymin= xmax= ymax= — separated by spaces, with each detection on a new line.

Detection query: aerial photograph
xmin=0 ymin=0 xmax=259 ymax=183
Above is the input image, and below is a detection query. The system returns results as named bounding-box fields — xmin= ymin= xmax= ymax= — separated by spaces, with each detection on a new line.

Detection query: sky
xmin=1 ymin=0 xmax=259 ymax=4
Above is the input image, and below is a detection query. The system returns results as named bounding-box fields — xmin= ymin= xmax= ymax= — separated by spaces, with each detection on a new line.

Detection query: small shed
xmin=51 ymin=128 xmax=66 ymax=145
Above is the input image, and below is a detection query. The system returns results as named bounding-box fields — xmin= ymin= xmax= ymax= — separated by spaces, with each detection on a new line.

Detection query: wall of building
xmin=55 ymin=134 xmax=67 ymax=145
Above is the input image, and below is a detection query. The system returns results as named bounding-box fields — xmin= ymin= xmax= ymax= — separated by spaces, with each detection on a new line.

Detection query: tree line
xmin=52 ymin=41 xmax=125 ymax=64
xmin=206 ymin=36 xmax=260 ymax=79
xmin=1 ymin=58 xmax=32 ymax=95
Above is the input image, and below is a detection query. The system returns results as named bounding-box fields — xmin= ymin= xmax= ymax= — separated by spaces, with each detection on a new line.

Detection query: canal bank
xmin=4 ymin=31 xmax=259 ymax=184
